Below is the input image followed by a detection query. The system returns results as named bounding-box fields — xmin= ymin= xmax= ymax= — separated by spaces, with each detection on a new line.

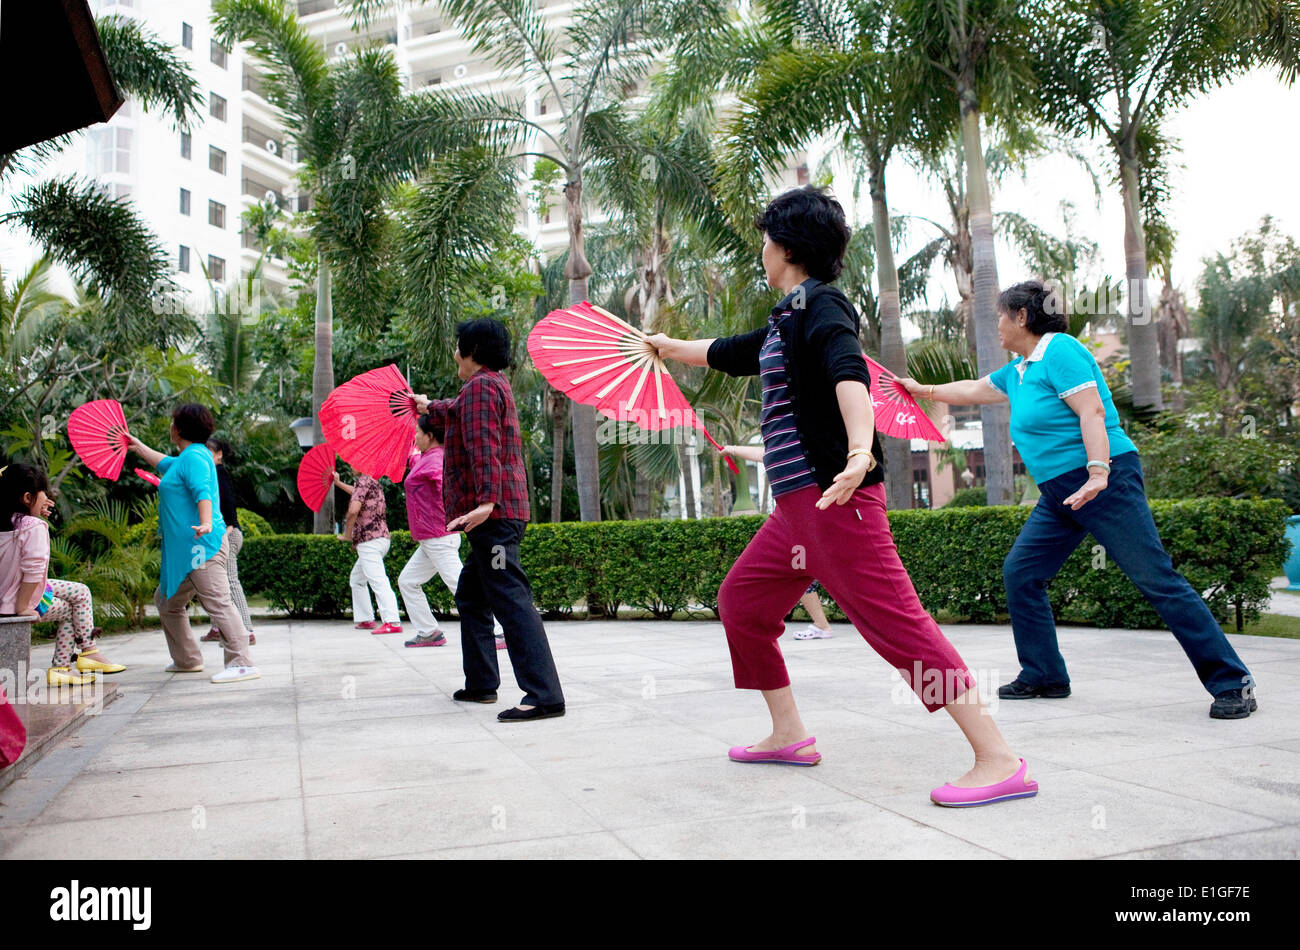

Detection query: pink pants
xmin=718 ymin=483 xmax=974 ymax=711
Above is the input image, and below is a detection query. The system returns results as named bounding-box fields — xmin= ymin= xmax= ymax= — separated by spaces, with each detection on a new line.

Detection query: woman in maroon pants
xmin=649 ymin=185 xmax=1034 ymax=806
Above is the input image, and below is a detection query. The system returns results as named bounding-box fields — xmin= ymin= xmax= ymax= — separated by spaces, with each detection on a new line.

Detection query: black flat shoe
xmin=497 ymin=703 xmax=565 ymax=722
xmin=997 ymin=678 xmax=1071 ymax=699
xmin=453 ymin=688 xmax=498 ymax=704
xmin=1210 ymin=688 xmax=1257 ymax=719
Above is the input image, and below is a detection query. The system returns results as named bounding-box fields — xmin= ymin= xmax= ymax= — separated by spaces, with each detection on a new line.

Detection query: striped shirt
xmin=759 ymin=310 xmax=818 ymax=497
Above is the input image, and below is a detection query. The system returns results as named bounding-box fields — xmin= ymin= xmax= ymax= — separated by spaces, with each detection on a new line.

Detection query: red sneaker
xmin=354 ymin=621 xmax=377 ymax=630
xmin=200 ymin=628 xmax=221 ymax=642
xmin=372 ymin=622 xmax=403 ymax=635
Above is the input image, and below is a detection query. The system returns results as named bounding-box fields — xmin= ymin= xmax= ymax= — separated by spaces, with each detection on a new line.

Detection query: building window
xmin=208 ymin=256 xmax=225 ymax=282
xmin=182 ymin=22 xmax=193 ymax=50
xmin=208 ymin=200 xmax=226 ymax=229
xmin=210 ymin=93 xmax=227 ymax=122
xmin=179 ymin=188 xmax=191 ymax=215
xmin=180 ymin=131 xmax=191 ymax=159
xmin=179 ymin=245 xmax=190 ymax=273
xmin=85 ymin=126 xmax=132 ymax=175
xmin=210 ymin=40 xmax=228 ymax=69
xmin=209 ymin=146 xmax=226 ymax=174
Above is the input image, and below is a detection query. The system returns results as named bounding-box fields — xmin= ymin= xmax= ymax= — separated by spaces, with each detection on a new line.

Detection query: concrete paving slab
xmin=4 ymin=616 xmax=1299 ymax=860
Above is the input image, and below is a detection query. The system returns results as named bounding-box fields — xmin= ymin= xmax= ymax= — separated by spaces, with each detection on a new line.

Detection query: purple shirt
xmin=406 ymin=447 xmax=453 ymax=540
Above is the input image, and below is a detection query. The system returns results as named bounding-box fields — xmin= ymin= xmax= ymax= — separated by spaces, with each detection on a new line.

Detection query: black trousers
xmin=455 ymin=517 xmax=564 ymax=707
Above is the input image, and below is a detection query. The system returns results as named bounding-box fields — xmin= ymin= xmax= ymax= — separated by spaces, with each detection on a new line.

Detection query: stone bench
xmin=0 ymin=614 xmax=32 ymax=691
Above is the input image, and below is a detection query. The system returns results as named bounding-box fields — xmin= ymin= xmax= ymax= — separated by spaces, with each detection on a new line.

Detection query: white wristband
xmin=1086 ymin=459 xmax=1111 ymax=474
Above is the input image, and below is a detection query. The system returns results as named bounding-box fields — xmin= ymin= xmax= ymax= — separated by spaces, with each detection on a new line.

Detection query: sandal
xmin=728 ymin=735 xmax=821 ymax=766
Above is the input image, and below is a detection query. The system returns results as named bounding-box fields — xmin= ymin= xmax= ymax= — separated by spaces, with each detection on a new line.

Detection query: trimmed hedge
xmin=239 ymin=499 xmax=1291 ymax=630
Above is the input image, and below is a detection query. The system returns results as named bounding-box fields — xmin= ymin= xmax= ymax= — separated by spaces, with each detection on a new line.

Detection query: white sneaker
xmin=792 ymin=625 xmax=833 ymax=641
xmin=165 ymin=662 xmax=204 ymax=672
xmin=211 ymin=665 xmax=260 ymax=684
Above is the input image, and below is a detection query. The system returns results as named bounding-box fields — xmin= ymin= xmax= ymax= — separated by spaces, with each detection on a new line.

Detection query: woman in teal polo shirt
xmin=900 ymin=280 xmax=1256 ymax=720
xmin=128 ymin=403 xmax=258 ymax=684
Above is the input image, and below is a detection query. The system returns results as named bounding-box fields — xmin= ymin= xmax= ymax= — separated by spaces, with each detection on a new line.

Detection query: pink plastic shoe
xmin=354 ymin=620 xmax=377 ymax=630
xmin=930 ymin=758 xmax=1038 ymax=807
xmin=728 ymin=736 xmax=821 ymax=766
xmin=372 ymin=622 xmax=403 ymax=635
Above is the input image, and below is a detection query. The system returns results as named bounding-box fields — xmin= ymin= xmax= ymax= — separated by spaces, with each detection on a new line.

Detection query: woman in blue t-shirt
xmin=128 ymin=404 xmax=258 ymax=685
xmin=900 ymin=280 xmax=1255 ymax=720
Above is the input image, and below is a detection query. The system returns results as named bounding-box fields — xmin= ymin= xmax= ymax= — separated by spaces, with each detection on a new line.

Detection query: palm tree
xmin=347 ymin=0 xmax=732 ymax=523
xmin=896 ymin=0 xmax=1038 ymax=505
xmin=712 ymin=1 xmax=948 ymax=507
xmin=214 ymin=0 xmax=513 ymax=532
xmin=1030 ymin=0 xmax=1300 ymax=416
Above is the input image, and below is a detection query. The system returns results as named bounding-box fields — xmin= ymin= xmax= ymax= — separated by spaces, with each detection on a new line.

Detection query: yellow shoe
xmin=47 ymin=666 xmax=96 ymax=687
xmin=75 ymin=652 xmax=126 ymax=674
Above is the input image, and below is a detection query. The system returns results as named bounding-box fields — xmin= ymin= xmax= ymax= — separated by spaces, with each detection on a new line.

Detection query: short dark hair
xmin=997 ymin=280 xmax=1068 ymax=335
xmin=753 ymin=185 xmax=852 ymax=283
xmin=456 ymin=318 xmax=511 ymax=370
xmin=206 ymin=437 xmax=233 ymax=461
xmin=0 ymin=462 xmax=51 ymax=530
xmin=172 ymin=403 xmax=216 ymax=443
xmin=417 ymin=413 xmax=444 ymax=443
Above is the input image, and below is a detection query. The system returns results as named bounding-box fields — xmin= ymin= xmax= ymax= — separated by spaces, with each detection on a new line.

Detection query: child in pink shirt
xmin=0 ymin=464 xmax=125 ymax=685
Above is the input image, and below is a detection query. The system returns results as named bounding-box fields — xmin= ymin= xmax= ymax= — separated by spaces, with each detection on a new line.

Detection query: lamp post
xmin=289 ymin=417 xmax=315 ymax=451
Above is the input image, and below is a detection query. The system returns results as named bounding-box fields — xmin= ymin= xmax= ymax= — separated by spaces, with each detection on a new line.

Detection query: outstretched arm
xmin=897 ymin=377 xmax=1008 ymax=405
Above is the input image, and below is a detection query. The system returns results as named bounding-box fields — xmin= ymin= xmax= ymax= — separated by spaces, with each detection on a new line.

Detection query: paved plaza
xmin=2 ymin=613 xmax=1299 ymax=860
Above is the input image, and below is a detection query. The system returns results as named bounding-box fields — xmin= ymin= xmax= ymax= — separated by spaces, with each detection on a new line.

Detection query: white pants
xmin=350 ymin=537 xmax=400 ymax=624
xmin=397 ymin=534 xmax=502 ymax=637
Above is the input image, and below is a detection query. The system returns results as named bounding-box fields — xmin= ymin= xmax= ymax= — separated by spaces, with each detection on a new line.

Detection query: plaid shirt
xmin=425 ymin=369 xmax=531 ymax=524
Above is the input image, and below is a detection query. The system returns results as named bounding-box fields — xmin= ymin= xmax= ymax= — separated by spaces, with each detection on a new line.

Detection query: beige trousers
xmin=156 ymin=535 xmax=253 ymax=669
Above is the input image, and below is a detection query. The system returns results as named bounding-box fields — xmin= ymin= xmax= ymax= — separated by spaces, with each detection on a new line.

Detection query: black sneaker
xmin=1210 ymin=687 xmax=1257 ymax=720
xmin=452 ymin=688 xmax=498 ymax=704
xmin=998 ymin=678 xmax=1071 ymax=700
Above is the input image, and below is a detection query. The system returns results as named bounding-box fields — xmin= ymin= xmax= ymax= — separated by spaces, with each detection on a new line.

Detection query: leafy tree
xmin=1029 ymin=0 xmax=1300 ymax=415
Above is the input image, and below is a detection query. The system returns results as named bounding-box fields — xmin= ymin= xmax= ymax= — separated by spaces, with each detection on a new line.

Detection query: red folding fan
xmin=135 ymin=467 xmax=160 ymax=488
xmin=296 ymin=443 xmax=336 ymax=512
xmin=862 ymin=354 xmax=946 ymax=443
xmin=527 ymin=301 xmax=738 ymax=474
xmin=67 ymin=399 xmax=132 ymax=480
xmin=319 ymin=365 xmax=417 ymax=483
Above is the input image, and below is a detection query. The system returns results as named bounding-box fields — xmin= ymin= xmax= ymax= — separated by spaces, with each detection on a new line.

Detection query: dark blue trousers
xmin=456 ymin=518 xmax=564 ymax=707
xmin=1002 ymin=451 xmax=1252 ymax=696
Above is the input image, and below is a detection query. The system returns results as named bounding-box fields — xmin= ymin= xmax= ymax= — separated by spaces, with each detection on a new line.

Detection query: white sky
xmin=823 ymin=68 xmax=1300 ymax=339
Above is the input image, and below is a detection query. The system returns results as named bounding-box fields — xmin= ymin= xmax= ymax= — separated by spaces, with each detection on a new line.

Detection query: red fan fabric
xmin=134 ymin=467 xmax=160 ymax=488
xmin=0 ymin=684 xmax=25 ymax=768
xmin=319 ymin=365 xmax=417 ymax=483
xmin=67 ymin=399 xmax=131 ymax=480
xmin=862 ymin=354 xmax=946 ymax=443
xmin=527 ymin=301 xmax=737 ymax=474
xmin=296 ymin=443 xmax=336 ymax=512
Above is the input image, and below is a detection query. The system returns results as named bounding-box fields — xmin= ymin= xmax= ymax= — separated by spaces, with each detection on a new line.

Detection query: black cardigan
xmin=706 ymin=280 xmax=884 ymax=492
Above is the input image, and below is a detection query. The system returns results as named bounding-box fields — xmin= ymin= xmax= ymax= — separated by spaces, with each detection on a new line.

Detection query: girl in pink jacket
xmin=0 ymin=464 xmax=125 ymax=685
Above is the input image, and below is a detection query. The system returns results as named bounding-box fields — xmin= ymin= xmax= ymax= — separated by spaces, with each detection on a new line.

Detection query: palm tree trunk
xmin=868 ymin=155 xmax=913 ymax=509
xmin=312 ymin=255 xmax=335 ymax=534
xmin=633 ymin=467 xmax=651 ymax=519
xmin=1119 ymin=148 xmax=1162 ymax=415
xmin=676 ymin=442 xmax=697 ymax=519
xmin=960 ymin=98 xmax=1014 ymax=506
xmin=550 ymin=385 xmax=567 ymax=521
xmin=563 ymin=174 xmax=600 ymax=521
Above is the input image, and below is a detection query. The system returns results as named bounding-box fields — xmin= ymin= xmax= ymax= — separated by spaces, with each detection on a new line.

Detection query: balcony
xmin=242 ymin=125 xmax=294 ymax=163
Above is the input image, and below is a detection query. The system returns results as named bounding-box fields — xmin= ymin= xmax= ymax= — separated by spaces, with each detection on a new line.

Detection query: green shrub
xmin=944 ymin=487 xmax=987 ymax=507
xmin=236 ymin=508 xmax=274 ymax=538
xmin=239 ymin=498 xmax=1289 ymax=630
